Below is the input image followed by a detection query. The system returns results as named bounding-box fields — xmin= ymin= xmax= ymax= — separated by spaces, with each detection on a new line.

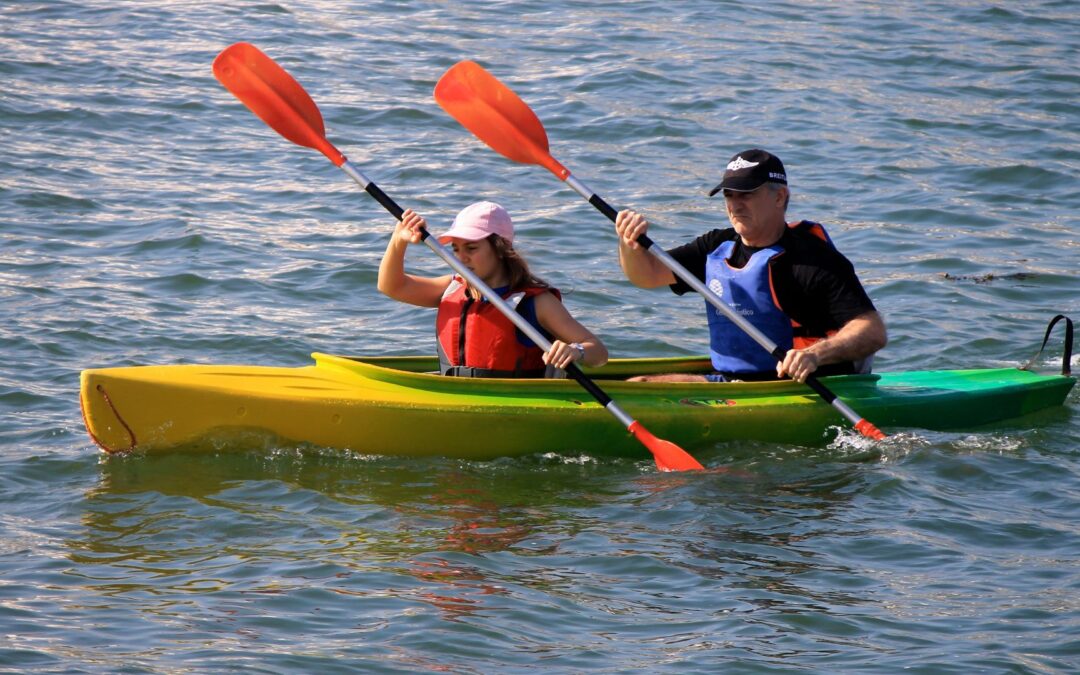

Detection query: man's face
xmin=723 ymin=184 xmax=788 ymax=246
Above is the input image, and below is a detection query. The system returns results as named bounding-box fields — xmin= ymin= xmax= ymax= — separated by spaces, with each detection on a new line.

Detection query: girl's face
xmin=449 ymin=237 xmax=506 ymax=286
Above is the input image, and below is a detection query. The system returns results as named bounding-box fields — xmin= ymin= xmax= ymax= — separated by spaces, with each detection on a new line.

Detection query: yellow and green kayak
xmin=79 ymin=353 xmax=1075 ymax=458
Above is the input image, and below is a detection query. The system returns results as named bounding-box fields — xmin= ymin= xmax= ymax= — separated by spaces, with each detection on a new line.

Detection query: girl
xmin=378 ymin=201 xmax=608 ymax=377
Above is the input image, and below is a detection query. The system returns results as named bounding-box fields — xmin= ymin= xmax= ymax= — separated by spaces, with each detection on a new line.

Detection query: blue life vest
xmin=705 ymin=240 xmax=792 ymax=374
xmin=705 ymin=221 xmax=871 ymax=377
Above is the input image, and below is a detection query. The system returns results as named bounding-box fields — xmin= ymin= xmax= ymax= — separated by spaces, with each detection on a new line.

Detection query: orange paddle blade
xmin=213 ymin=42 xmax=345 ymax=166
xmin=628 ymin=421 xmax=704 ymax=472
xmin=435 ymin=61 xmax=569 ymax=179
xmin=854 ymin=419 xmax=886 ymax=440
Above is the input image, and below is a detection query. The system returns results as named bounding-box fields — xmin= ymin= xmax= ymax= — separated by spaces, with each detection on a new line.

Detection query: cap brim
xmin=438 ymin=227 xmax=510 ymax=244
xmin=708 ymin=178 xmax=766 ymax=197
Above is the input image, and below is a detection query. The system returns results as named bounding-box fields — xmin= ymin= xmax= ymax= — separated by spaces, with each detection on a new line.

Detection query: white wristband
xmin=570 ymin=342 xmax=586 ymax=361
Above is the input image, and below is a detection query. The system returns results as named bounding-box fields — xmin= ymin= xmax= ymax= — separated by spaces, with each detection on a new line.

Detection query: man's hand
xmin=615 ymin=209 xmax=652 ymax=250
xmin=777 ymin=348 xmax=821 ymax=383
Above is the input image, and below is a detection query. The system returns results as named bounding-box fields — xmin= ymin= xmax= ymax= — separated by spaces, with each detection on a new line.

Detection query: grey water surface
xmin=1 ymin=1 xmax=1078 ymax=672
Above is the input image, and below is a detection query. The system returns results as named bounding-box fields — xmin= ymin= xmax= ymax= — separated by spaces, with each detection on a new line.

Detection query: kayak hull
xmin=80 ymin=353 xmax=1076 ymax=458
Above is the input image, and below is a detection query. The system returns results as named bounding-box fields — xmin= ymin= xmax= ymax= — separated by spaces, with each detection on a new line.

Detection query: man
xmin=614 ymin=149 xmax=886 ymax=383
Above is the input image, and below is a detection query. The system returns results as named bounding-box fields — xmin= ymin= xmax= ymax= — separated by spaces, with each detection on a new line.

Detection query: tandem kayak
xmin=80 ymin=352 xmax=1075 ymax=458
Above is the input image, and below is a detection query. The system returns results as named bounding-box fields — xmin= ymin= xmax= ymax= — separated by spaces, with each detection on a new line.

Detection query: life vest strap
xmin=442 ymin=365 xmax=553 ymax=378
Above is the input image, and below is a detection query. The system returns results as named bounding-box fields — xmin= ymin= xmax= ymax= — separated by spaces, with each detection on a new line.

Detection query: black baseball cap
xmin=707 ymin=149 xmax=787 ymax=196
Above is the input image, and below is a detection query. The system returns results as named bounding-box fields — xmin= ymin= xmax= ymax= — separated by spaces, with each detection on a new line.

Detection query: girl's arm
xmin=377 ymin=209 xmax=453 ymax=308
xmin=533 ymin=291 xmax=609 ymax=369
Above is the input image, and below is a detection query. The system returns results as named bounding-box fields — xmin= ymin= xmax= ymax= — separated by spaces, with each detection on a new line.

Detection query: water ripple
xmin=1 ymin=0 xmax=1078 ymax=671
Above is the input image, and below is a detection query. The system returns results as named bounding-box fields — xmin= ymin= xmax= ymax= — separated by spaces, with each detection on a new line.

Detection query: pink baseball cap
xmin=438 ymin=201 xmax=514 ymax=244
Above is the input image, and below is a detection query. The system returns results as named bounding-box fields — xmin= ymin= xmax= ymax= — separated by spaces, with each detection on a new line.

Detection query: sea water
xmin=1 ymin=1 xmax=1078 ymax=671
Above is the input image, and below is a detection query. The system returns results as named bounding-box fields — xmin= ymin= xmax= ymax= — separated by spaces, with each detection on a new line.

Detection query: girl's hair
xmin=464 ymin=234 xmax=549 ymax=299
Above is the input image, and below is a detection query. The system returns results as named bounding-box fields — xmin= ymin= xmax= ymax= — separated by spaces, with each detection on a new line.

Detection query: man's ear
xmin=775 ymin=185 xmax=790 ymax=209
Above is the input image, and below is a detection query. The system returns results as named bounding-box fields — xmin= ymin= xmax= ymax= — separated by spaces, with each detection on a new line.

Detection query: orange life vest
xmin=435 ymin=277 xmax=560 ymax=378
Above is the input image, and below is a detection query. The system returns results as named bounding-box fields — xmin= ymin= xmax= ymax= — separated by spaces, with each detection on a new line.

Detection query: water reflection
xmin=76 ymin=449 xmax=603 ymax=625
xmin=63 ymin=442 xmax=972 ymax=664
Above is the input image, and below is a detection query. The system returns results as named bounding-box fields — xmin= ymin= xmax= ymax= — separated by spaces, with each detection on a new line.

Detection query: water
xmin=2 ymin=0 xmax=1078 ymax=671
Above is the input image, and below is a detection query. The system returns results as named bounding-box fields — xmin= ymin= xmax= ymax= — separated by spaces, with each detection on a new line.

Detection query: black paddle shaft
xmin=342 ymin=161 xmax=620 ymax=408
xmin=366 ymin=182 xmax=404 ymax=221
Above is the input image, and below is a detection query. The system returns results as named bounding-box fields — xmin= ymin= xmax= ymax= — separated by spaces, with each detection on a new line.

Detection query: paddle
xmin=211 ymin=42 xmax=704 ymax=471
xmin=434 ymin=61 xmax=886 ymax=441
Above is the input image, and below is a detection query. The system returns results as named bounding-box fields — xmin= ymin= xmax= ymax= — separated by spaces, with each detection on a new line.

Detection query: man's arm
xmin=615 ymin=210 xmax=676 ymax=288
xmin=777 ymin=310 xmax=887 ymax=383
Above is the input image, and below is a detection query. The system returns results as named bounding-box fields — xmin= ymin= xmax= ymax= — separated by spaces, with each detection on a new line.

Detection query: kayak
xmin=80 ymin=353 xmax=1075 ymax=458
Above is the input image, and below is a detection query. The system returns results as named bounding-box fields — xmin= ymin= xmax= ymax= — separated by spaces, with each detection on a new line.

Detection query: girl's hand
xmin=543 ymin=340 xmax=586 ymax=370
xmin=396 ymin=209 xmax=427 ymax=244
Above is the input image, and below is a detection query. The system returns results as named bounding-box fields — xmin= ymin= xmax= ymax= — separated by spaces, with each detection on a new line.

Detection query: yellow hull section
xmin=80 ymin=353 xmax=835 ymax=457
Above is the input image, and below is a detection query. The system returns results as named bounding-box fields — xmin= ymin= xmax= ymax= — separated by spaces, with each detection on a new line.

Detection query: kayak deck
xmin=80 ymin=353 xmax=1076 ymax=458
